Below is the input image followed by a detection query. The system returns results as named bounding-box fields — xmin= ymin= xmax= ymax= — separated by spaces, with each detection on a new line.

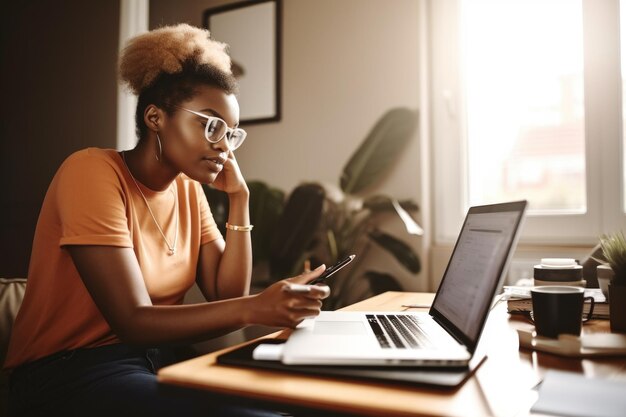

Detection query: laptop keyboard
xmin=366 ymin=314 xmax=434 ymax=349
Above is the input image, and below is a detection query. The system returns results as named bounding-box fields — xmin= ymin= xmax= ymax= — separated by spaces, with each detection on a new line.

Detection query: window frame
xmin=430 ymin=0 xmax=626 ymax=245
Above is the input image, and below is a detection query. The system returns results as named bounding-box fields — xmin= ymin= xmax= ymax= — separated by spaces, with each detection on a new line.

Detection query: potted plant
xmin=204 ymin=107 xmax=422 ymax=306
xmin=301 ymin=107 xmax=422 ymax=309
xmin=598 ymin=231 xmax=626 ymax=332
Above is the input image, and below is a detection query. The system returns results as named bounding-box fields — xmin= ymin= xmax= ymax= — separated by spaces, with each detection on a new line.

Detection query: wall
xmin=0 ymin=0 xmax=120 ymax=276
xmin=150 ymin=0 xmax=427 ymax=291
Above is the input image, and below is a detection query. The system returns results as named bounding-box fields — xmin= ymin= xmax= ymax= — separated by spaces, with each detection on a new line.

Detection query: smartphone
xmin=307 ymin=254 xmax=356 ymax=285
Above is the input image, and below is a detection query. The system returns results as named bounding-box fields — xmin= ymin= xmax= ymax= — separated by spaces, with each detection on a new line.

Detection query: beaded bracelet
xmin=225 ymin=222 xmax=254 ymax=232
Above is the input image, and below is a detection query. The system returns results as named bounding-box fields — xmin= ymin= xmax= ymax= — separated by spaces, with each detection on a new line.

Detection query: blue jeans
xmin=8 ymin=343 xmax=282 ymax=417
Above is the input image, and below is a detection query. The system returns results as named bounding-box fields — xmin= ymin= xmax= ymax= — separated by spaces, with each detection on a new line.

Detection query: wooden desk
xmin=158 ymin=292 xmax=626 ymax=417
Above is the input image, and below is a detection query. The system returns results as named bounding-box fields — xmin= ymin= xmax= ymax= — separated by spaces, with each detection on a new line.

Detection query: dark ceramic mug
xmin=530 ymin=286 xmax=594 ymax=338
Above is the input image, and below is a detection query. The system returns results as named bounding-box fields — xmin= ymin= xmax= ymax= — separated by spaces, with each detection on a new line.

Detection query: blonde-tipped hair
xmin=119 ymin=23 xmax=233 ymax=95
xmin=117 ymin=24 xmax=238 ymax=139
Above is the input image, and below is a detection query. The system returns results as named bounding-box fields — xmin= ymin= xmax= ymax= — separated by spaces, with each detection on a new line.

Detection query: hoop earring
xmin=156 ymin=133 xmax=163 ymax=162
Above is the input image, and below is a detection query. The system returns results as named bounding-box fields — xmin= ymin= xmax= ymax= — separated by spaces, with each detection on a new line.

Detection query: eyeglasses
xmin=178 ymin=107 xmax=247 ymax=150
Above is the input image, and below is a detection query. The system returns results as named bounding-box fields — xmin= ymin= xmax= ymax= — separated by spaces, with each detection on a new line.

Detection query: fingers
xmin=305 ymin=284 xmax=330 ymax=300
xmin=281 ymin=281 xmax=330 ymax=300
xmin=288 ymin=264 xmax=326 ymax=285
xmin=283 ymin=296 xmax=322 ymax=310
xmin=252 ymin=277 xmax=331 ymax=329
xmin=267 ymin=299 xmax=321 ymax=329
xmin=278 ymin=281 xmax=327 ymax=327
xmin=282 ymin=304 xmax=322 ymax=328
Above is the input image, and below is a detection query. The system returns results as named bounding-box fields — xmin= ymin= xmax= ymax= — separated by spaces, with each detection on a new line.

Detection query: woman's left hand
xmin=211 ymin=151 xmax=249 ymax=195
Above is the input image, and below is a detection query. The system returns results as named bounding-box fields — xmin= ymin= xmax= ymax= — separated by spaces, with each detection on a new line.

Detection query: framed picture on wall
xmin=203 ymin=0 xmax=281 ymax=125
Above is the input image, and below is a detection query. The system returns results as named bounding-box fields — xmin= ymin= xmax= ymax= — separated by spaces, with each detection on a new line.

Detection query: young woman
xmin=5 ymin=24 xmax=329 ymax=417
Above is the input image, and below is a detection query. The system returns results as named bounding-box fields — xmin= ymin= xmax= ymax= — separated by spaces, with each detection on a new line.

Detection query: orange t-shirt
xmin=4 ymin=148 xmax=222 ymax=369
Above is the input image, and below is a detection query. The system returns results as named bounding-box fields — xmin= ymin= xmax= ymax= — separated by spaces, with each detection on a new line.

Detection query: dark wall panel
xmin=1 ymin=0 xmax=120 ymax=277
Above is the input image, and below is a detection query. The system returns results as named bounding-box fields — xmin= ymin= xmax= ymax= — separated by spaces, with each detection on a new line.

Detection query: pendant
xmin=169 ymin=248 xmax=176 ymax=255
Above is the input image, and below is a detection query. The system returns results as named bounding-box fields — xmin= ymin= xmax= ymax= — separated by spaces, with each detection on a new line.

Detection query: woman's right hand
xmin=245 ymin=265 xmax=331 ymax=328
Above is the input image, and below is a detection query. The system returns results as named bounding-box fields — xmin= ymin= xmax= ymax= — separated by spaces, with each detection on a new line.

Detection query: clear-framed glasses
xmin=179 ymin=107 xmax=247 ymax=150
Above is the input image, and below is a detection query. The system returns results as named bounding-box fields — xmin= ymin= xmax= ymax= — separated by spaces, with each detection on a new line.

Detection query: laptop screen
xmin=431 ymin=201 xmax=527 ymax=352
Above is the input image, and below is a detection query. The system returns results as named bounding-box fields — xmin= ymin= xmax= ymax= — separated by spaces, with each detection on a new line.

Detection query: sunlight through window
xmin=461 ymin=0 xmax=586 ymax=213
xmin=621 ymin=0 xmax=626 ymax=213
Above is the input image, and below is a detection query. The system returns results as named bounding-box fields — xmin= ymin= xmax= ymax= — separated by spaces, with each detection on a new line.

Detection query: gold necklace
xmin=122 ymin=151 xmax=179 ymax=255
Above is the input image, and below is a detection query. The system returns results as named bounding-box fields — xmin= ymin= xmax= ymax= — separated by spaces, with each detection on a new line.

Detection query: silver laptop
xmin=282 ymin=200 xmax=527 ymax=366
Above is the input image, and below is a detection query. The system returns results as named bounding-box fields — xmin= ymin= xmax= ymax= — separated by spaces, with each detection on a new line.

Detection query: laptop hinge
xmin=432 ymin=314 xmax=467 ymax=347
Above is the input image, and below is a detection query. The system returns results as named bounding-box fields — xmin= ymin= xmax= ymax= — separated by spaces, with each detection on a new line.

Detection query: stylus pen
xmin=401 ymin=304 xmax=431 ymax=308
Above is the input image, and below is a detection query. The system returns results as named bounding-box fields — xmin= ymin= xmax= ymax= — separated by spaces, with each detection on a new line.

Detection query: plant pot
xmin=609 ymin=283 xmax=626 ymax=333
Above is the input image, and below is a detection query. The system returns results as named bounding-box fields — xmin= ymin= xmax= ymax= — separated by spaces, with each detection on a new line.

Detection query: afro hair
xmin=118 ymin=24 xmax=239 ymax=139
xmin=118 ymin=23 xmax=233 ymax=95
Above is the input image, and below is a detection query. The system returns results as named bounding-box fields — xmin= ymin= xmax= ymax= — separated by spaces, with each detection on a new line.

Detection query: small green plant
xmin=599 ymin=231 xmax=626 ymax=286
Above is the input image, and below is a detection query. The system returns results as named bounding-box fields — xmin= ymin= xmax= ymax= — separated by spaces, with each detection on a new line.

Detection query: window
xmin=431 ymin=0 xmax=626 ymax=244
xmin=622 ymin=0 xmax=626 ymax=213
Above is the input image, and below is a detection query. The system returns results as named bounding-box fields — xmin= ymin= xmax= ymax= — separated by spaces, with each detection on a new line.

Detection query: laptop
xmin=281 ymin=200 xmax=527 ymax=366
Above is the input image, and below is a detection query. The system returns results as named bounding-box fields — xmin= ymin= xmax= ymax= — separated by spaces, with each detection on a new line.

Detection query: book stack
xmin=504 ymin=286 xmax=609 ymax=319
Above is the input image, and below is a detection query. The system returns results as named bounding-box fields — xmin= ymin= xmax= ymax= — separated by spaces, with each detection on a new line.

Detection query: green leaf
xmin=368 ymin=229 xmax=421 ymax=274
xmin=391 ymin=199 xmax=423 ymax=236
xmin=340 ymin=108 xmax=418 ymax=194
xmin=248 ymin=181 xmax=285 ymax=266
xmin=203 ymin=182 xmax=286 ymax=266
xmin=363 ymin=195 xmax=419 ymax=213
xmin=599 ymin=231 xmax=626 ymax=283
xmin=269 ymin=183 xmax=326 ymax=278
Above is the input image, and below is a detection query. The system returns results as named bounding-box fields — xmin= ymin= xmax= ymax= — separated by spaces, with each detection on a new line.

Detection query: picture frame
xmin=203 ymin=0 xmax=281 ymax=125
